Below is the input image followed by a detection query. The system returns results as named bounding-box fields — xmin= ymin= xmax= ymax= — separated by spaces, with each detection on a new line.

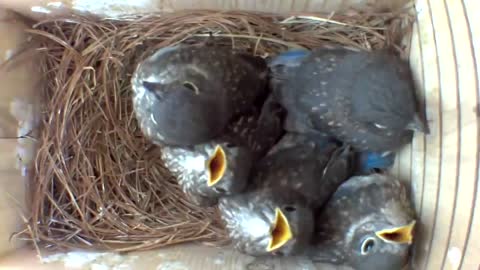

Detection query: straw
xmin=14 ymin=8 xmax=413 ymax=252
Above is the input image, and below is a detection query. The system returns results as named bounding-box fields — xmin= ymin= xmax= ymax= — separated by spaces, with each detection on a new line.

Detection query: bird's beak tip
xmin=376 ymin=220 xmax=416 ymax=245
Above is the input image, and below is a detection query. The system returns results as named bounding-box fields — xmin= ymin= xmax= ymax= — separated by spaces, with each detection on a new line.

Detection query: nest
xmin=14 ymin=7 xmax=414 ymax=253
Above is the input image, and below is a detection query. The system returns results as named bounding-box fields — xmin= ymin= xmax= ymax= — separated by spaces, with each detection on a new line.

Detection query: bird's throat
xmin=267 ymin=208 xmax=293 ymax=252
xmin=207 ymin=146 xmax=227 ymax=186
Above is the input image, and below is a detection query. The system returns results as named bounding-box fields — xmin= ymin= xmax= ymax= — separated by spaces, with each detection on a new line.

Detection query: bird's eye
xmin=225 ymin=142 xmax=237 ymax=148
xmin=283 ymin=205 xmax=297 ymax=212
xmin=361 ymin=237 xmax=376 ymax=255
xmin=213 ymin=186 xmax=227 ymax=193
xmin=182 ymin=81 xmax=199 ymax=94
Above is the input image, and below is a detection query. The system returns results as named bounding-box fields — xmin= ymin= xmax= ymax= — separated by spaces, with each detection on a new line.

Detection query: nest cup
xmin=0 ymin=1 xmax=478 ymax=269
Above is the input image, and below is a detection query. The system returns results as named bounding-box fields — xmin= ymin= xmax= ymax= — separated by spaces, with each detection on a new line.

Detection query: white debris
xmin=447 ymin=246 xmax=462 ymax=269
xmin=31 ymin=6 xmax=51 ymax=14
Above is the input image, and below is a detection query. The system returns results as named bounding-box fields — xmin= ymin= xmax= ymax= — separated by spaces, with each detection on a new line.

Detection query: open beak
xmin=267 ymin=208 xmax=293 ymax=252
xmin=207 ymin=146 xmax=227 ymax=187
xmin=375 ymin=220 xmax=416 ymax=244
xmin=406 ymin=114 xmax=430 ymax=134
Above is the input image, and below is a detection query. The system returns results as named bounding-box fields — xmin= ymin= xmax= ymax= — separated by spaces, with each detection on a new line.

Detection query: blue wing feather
xmin=267 ymin=49 xmax=311 ymax=68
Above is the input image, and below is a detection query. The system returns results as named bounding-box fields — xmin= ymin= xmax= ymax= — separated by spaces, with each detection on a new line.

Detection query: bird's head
xmin=346 ymin=217 xmax=416 ymax=270
xmin=130 ymin=46 xmax=232 ymax=146
xmin=162 ymin=142 xmax=253 ymax=207
xmin=218 ymin=188 xmax=314 ymax=256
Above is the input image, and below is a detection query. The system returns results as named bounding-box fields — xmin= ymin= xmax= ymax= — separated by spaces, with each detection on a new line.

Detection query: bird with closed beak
xmin=307 ymin=173 xmax=416 ymax=270
xmin=268 ymin=47 xmax=430 ymax=152
xmin=218 ymin=133 xmax=354 ymax=257
xmin=161 ymin=96 xmax=286 ymax=207
xmin=131 ymin=43 xmax=269 ymax=147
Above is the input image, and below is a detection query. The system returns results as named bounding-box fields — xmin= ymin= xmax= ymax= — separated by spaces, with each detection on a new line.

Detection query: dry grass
xmin=12 ymin=8 xmax=413 ymax=252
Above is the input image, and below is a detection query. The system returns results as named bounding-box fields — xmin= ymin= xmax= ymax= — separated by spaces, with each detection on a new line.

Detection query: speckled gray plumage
xmin=269 ymin=47 xmax=429 ymax=152
xmin=131 ymin=43 xmax=269 ymax=146
xmin=307 ymin=174 xmax=416 ymax=270
xmin=218 ymin=187 xmax=314 ymax=257
xmin=161 ymin=96 xmax=285 ymax=207
xmin=218 ymin=133 xmax=353 ymax=257
xmin=252 ymin=133 xmax=355 ymax=210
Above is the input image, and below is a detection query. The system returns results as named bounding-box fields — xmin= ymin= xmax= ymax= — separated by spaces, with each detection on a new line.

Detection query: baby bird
xmin=268 ymin=47 xmax=429 ymax=152
xmin=218 ymin=133 xmax=354 ymax=257
xmin=162 ymin=96 xmax=285 ymax=207
xmin=253 ymin=133 xmax=355 ymax=210
xmin=131 ymin=43 xmax=269 ymax=146
xmin=307 ymin=173 xmax=416 ymax=270
xmin=218 ymin=187 xmax=314 ymax=257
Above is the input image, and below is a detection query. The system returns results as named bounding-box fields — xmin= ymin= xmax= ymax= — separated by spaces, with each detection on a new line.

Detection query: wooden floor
xmin=0 ymin=244 xmax=353 ymax=270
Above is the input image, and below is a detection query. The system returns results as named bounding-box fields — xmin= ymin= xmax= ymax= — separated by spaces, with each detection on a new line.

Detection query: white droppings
xmin=321 ymin=81 xmax=327 ymax=86
xmin=447 ymin=247 xmax=462 ymax=268
xmin=73 ymin=0 xmax=157 ymax=18
xmin=42 ymin=251 xmax=138 ymax=270
xmin=328 ymin=121 xmax=335 ymax=126
xmin=156 ymin=261 xmax=190 ymax=270
xmin=92 ymin=263 xmax=110 ymax=270
xmin=47 ymin=1 xmax=64 ymax=8
xmin=213 ymin=257 xmax=225 ymax=265
xmin=42 ymin=251 xmax=107 ymax=268
xmin=4 ymin=49 xmax=14 ymax=61
xmin=319 ymin=103 xmax=326 ymax=107
xmin=31 ymin=6 xmax=51 ymax=13
xmin=10 ymin=99 xmax=39 ymax=170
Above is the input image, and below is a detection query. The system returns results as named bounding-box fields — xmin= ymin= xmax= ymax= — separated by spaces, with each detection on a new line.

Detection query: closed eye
xmin=183 ymin=81 xmax=199 ymax=95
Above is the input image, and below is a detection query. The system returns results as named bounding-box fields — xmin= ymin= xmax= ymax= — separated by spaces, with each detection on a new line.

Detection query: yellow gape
xmin=267 ymin=208 xmax=293 ymax=252
xmin=375 ymin=220 xmax=416 ymax=244
xmin=207 ymin=146 xmax=227 ymax=187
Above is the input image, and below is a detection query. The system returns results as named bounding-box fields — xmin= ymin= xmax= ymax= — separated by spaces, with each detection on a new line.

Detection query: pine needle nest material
xmin=16 ymin=8 xmax=414 ymax=252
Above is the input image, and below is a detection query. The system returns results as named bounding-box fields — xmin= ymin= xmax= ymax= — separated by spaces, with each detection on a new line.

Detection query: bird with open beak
xmin=268 ymin=47 xmax=430 ymax=153
xmin=161 ymin=96 xmax=286 ymax=207
xmin=130 ymin=42 xmax=269 ymax=147
xmin=307 ymin=173 xmax=416 ymax=270
xmin=218 ymin=133 xmax=355 ymax=256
